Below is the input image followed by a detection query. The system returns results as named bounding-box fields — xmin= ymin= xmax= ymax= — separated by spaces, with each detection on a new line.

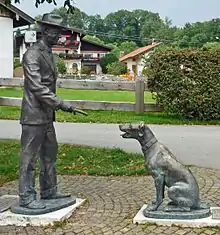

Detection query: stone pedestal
xmin=133 ymin=204 xmax=220 ymax=228
xmin=0 ymin=195 xmax=85 ymax=226
xmin=11 ymin=197 xmax=77 ymax=215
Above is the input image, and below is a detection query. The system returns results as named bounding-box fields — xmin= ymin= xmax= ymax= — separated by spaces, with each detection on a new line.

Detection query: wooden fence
xmin=0 ymin=77 xmax=163 ymax=113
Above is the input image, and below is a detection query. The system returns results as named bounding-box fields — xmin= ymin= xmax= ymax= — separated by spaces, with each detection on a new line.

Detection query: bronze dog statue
xmin=119 ymin=123 xmax=208 ymax=212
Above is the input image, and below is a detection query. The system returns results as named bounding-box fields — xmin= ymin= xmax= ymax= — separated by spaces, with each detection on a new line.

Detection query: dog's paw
xmin=146 ymin=204 xmax=159 ymax=211
xmin=151 ymin=200 xmax=156 ymax=205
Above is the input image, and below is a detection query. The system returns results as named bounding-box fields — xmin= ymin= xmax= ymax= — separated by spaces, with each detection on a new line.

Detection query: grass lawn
xmin=0 ymin=87 xmax=155 ymax=103
xmin=1 ymin=106 xmax=220 ymax=125
xmin=1 ymin=88 xmax=220 ymax=125
xmin=0 ymin=139 xmax=145 ymax=186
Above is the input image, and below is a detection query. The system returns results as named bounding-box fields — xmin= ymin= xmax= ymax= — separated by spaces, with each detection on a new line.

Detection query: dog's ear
xmin=138 ymin=122 xmax=145 ymax=137
xmin=139 ymin=122 xmax=145 ymax=129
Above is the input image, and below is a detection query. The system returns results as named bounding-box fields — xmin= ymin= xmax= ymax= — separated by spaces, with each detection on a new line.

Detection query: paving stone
xmin=204 ymin=231 xmax=216 ymax=235
xmin=0 ymin=167 xmax=220 ymax=234
xmin=176 ymin=230 xmax=187 ymax=235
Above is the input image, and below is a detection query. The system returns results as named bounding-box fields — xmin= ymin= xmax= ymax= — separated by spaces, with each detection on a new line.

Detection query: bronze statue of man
xmin=19 ymin=13 xmax=84 ymax=210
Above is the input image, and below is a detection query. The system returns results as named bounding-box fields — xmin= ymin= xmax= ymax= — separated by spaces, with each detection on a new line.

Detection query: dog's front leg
xmin=147 ymin=170 xmax=165 ymax=211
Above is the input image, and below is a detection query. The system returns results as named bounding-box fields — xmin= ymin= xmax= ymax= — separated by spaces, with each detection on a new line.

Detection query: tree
xmin=100 ymin=53 xmax=118 ymax=74
xmin=8 ymin=0 xmax=220 ymax=49
xmin=55 ymin=55 xmax=67 ymax=75
xmin=100 ymin=41 xmax=138 ymax=74
xmin=106 ymin=61 xmax=127 ymax=75
xmin=112 ymin=41 xmax=138 ymax=58
xmin=85 ymin=14 xmax=105 ymax=33
xmin=4 ymin=0 xmax=75 ymax=13
xmin=52 ymin=7 xmax=87 ymax=28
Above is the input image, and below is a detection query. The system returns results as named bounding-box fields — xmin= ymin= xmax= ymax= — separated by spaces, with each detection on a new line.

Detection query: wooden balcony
xmin=58 ymin=53 xmax=83 ymax=60
xmin=82 ymin=56 xmax=101 ymax=63
xmin=59 ymin=53 xmax=101 ymax=62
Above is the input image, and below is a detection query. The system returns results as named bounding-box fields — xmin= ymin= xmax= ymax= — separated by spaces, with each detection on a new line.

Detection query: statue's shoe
xmin=41 ymin=192 xmax=71 ymax=200
xmin=24 ymin=200 xmax=46 ymax=209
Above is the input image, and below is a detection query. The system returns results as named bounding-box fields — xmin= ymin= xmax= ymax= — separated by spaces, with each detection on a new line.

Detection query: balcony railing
xmin=82 ymin=57 xmax=101 ymax=62
xmin=59 ymin=53 xmax=101 ymax=62
xmin=59 ymin=53 xmax=83 ymax=60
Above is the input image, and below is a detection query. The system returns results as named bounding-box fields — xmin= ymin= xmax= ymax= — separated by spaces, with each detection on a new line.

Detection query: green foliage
xmin=3 ymin=105 xmax=220 ymax=125
xmin=55 ymin=55 xmax=67 ymax=75
xmin=81 ymin=66 xmax=92 ymax=75
xmin=100 ymin=53 xmax=118 ymax=73
xmin=0 ymin=139 xmax=145 ymax=185
xmin=100 ymin=41 xmax=138 ymax=74
xmin=106 ymin=62 xmax=127 ymax=75
xmin=0 ymin=87 xmax=155 ymax=103
xmin=9 ymin=3 xmax=220 ymax=48
xmin=174 ymin=19 xmax=220 ymax=48
xmin=51 ymin=7 xmax=87 ymax=28
xmin=202 ymin=42 xmax=220 ymax=50
xmin=112 ymin=41 xmax=138 ymax=58
xmin=14 ymin=58 xmax=22 ymax=69
xmin=147 ymin=47 xmax=220 ymax=120
xmin=10 ymin=0 xmax=75 ymax=14
xmin=83 ymin=35 xmax=106 ymax=46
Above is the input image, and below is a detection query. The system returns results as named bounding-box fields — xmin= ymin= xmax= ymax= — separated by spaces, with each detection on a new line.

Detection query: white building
xmin=119 ymin=42 xmax=162 ymax=78
xmin=0 ymin=0 xmax=34 ymax=78
xmin=16 ymin=29 xmax=112 ymax=75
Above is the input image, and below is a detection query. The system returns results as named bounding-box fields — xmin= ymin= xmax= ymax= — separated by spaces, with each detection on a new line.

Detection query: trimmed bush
xmin=81 ymin=66 xmax=92 ymax=75
xmin=146 ymin=47 xmax=220 ymax=120
xmin=55 ymin=55 xmax=67 ymax=75
xmin=100 ymin=53 xmax=118 ymax=73
xmin=14 ymin=58 xmax=22 ymax=69
xmin=106 ymin=62 xmax=127 ymax=75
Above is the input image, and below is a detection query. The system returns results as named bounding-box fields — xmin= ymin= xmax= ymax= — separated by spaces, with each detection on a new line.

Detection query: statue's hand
xmin=59 ymin=101 xmax=75 ymax=113
xmin=59 ymin=101 xmax=79 ymax=115
xmin=59 ymin=101 xmax=88 ymax=116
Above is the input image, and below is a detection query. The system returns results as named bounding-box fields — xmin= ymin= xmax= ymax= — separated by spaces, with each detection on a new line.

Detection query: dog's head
xmin=119 ymin=122 xmax=148 ymax=140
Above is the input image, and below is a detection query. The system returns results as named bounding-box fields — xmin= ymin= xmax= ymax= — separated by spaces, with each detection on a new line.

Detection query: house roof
xmin=81 ymin=38 xmax=112 ymax=51
xmin=51 ymin=39 xmax=112 ymax=53
xmin=119 ymin=42 xmax=162 ymax=62
xmin=0 ymin=0 xmax=35 ymax=27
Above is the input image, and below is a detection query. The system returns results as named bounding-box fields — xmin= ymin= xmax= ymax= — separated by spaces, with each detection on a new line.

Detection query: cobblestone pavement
xmin=0 ymin=167 xmax=220 ymax=235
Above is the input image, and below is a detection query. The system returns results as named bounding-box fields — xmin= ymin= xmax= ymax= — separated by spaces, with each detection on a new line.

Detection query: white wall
xmin=19 ymin=39 xmax=27 ymax=62
xmin=64 ymin=60 xmax=81 ymax=74
xmin=137 ymin=51 xmax=151 ymax=76
xmin=0 ymin=17 xmax=13 ymax=78
xmin=123 ymin=51 xmax=152 ymax=76
xmin=96 ymin=64 xmax=102 ymax=74
xmin=125 ymin=58 xmax=137 ymax=72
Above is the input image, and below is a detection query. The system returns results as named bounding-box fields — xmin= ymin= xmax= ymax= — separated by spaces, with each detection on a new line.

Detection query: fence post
xmin=135 ymin=76 xmax=145 ymax=114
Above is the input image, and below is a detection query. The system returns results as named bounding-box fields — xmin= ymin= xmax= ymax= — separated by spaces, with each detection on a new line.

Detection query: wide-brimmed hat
xmin=37 ymin=13 xmax=65 ymax=28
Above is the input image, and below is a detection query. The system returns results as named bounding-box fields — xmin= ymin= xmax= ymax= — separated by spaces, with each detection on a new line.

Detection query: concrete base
xmin=11 ymin=196 xmax=77 ymax=215
xmin=133 ymin=205 xmax=220 ymax=228
xmin=0 ymin=197 xmax=85 ymax=226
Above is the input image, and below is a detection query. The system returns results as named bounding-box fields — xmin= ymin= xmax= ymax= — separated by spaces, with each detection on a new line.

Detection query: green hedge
xmin=146 ymin=47 xmax=220 ymax=120
xmin=106 ymin=61 xmax=127 ymax=75
xmin=14 ymin=58 xmax=22 ymax=69
xmin=55 ymin=55 xmax=67 ymax=75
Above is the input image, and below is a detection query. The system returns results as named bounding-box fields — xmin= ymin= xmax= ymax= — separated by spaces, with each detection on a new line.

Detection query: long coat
xmin=20 ymin=40 xmax=62 ymax=125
